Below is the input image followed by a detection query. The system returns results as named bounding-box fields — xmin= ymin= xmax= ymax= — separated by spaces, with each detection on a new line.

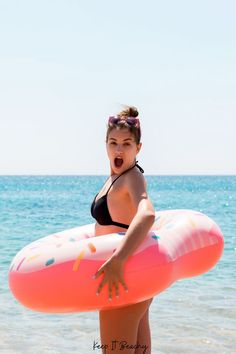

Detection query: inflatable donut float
xmin=8 ymin=209 xmax=224 ymax=313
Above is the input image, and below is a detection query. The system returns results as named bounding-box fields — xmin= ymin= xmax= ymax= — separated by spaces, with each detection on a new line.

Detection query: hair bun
xmin=129 ymin=106 xmax=139 ymax=118
xmin=118 ymin=105 xmax=139 ymax=119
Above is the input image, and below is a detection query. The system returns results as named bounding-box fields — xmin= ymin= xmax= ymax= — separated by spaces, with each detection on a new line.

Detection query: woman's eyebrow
xmin=109 ymin=138 xmax=133 ymax=141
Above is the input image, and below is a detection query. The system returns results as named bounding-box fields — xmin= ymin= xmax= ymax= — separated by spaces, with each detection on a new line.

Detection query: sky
xmin=0 ymin=0 xmax=235 ymax=175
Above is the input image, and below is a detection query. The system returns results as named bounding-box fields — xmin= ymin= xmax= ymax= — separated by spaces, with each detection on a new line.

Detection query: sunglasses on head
xmin=108 ymin=116 xmax=140 ymax=127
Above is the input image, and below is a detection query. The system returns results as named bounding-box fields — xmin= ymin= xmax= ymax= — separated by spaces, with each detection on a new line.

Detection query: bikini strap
xmin=135 ymin=160 xmax=144 ymax=173
xmin=106 ymin=161 xmax=144 ymax=194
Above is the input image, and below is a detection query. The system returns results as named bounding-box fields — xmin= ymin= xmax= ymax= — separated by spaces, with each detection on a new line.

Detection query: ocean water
xmin=0 ymin=175 xmax=235 ymax=354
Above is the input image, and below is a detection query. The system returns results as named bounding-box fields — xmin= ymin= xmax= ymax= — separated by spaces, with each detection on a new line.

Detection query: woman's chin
xmin=111 ymin=162 xmax=124 ymax=174
xmin=113 ymin=165 xmax=122 ymax=173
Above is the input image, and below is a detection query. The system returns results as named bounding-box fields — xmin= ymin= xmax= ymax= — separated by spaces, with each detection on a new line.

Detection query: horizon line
xmin=1 ymin=174 xmax=236 ymax=177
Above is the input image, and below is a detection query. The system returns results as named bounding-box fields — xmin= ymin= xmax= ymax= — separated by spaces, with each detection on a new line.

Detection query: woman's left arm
xmin=94 ymin=173 xmax=155 ymax=299
xmin=113 ymin=174 xmax=155 ymax=262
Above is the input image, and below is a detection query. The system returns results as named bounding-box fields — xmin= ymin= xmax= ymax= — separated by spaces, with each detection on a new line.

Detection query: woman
xmin=91 ymin=106 xmax=155 ymax=354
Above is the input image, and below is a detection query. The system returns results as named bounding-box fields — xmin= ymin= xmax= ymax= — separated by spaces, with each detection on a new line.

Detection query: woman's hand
xmin=93 ymin=255 xmax=128 ymax=301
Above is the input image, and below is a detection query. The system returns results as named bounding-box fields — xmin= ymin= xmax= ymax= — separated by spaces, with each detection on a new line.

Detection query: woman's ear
xmin=136 ymin=142 xmax=142 ymax=154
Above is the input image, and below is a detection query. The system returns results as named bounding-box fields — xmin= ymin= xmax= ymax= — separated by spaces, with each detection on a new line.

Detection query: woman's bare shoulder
xmin=123 ymin=167 xmax=147 ymax=194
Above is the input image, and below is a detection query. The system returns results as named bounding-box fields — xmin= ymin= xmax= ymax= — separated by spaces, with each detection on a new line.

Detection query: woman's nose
xmin=115 ymin=145 xmax=123 ymax=152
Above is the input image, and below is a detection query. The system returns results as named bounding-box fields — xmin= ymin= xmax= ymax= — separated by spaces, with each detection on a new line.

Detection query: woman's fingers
xmin=97 ymin=279 xmax=127 ymax=299
xmin=96 ymin=277 xmax=106 ymax=296
xmin=120 ymin=277 xmax=128 ymax=292
xmin=115 ymin=283 xmax=119 ymax=298
xmin=97 ymin=277 xmax=117 ymax=299
xmin=93 ymin=256 xmax=128 ymax=298
xmin=108 ymin=283 xmax=113 ymax=301
xmin=93 ymin=264 xmax=105 ymax=279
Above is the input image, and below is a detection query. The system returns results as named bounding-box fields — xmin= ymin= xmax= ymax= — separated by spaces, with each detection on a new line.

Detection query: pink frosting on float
xmin=9 ymin=209 xmax=224 ymax=313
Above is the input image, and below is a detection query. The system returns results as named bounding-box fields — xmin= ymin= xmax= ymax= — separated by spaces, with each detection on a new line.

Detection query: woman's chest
xmin=94 ymin=187 xmax=136 ymax=236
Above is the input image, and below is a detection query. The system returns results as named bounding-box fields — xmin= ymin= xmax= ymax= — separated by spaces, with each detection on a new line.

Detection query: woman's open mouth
xmin=114 ymin=157 xmax=124 ymax=168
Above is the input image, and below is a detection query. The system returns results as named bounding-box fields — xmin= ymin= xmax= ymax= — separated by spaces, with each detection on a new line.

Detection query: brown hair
xmin=106 ymin=105 xmax=141 ymax=144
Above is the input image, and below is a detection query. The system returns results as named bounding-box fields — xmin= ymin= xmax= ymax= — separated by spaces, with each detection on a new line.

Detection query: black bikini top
xmin=90 ymin=161 xmax=144 ymax=229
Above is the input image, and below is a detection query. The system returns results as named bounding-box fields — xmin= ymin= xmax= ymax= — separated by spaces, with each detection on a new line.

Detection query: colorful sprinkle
xmin=88 ymin=243 xmax=96 ymax=253
xmin=17 ymin=257 xmax=26 ymax=271
xmin=69 ymin=238 xmax=76 ymax=242
xmin=27 ymin=254 xmax=41 ymax=262
xmin=188 ymin=217 xmax=196 ymax=228
xmin=152 ymin=235 xmax=160 ymax=240
xmin=73 ymin=250 xmax=85 ymax=271
xmin=45 ymin=258 xmax=55 ymax=266
xmin=118 ymin=232 xmax=126 ymax=235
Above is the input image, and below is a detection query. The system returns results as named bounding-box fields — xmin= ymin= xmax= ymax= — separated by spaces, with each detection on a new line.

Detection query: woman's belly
xmin=94 ymin=222 xmax=128 ymax=236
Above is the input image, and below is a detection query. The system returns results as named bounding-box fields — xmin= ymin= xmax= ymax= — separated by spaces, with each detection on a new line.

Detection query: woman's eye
xmin=109 ymin=142 xmax=130 ymax=146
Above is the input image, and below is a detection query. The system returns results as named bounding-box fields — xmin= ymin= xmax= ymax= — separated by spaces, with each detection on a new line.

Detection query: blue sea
xmin=0 ymin=175 xmax=235 ymax=354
